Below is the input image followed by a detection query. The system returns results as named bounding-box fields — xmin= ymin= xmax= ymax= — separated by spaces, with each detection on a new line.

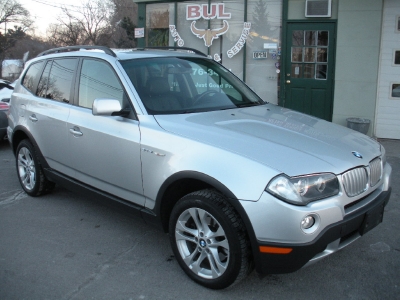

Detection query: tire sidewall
xmin=169 ymin=192 xmax=243 ymax=289
xmin=16 ymin=140 xmax=41 ymax=196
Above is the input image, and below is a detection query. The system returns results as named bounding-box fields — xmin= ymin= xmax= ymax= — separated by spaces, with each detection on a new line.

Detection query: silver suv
xmin=7 ymin=46 xmax=392 ymax=289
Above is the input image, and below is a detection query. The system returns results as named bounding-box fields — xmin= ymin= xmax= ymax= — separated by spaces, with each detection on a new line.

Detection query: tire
xmin=169 ymin=189 xmax=253 ymax=289
xmin=16 ymin=139 xmax=54 ymax=196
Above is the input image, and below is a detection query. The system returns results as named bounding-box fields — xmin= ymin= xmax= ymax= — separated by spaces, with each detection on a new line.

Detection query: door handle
xmin=286 ymin=80 xmax=291 ymax=84
xmin=69 ymin=127 xmax=83 ymax=137
xmin=29 ymin=115 xmax=38 ymax=122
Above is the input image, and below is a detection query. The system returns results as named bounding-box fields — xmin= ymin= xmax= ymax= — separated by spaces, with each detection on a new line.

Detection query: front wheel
xmin=169 ymin=189 xmax=253 ymax=289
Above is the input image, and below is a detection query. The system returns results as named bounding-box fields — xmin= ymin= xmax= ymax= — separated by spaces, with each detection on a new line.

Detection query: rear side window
xmin=36 ymin=58 xmax=78 ymax=103
xmin=78 ymin=59 xmax=125 ymax=108
xmin=22 ymin=61 xmax=44 ymax=93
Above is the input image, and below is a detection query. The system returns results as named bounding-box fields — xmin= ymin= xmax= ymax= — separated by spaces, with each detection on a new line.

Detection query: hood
xmin=153 ymin=104 xmax=381 ymax=176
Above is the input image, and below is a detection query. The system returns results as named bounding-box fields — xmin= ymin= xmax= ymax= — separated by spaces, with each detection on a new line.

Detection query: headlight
xmin=380 ymin=144 xmax=387 ymax=167
xmin=266 ymin=173 xmax=339 ymax=205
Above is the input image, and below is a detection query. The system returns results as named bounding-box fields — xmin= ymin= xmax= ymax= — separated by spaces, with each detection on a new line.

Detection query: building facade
xmin=133 ymin=0 xmax=399 ymax=139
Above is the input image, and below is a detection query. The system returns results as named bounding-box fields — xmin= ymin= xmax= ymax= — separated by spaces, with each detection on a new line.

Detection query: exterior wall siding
xmin=332 ymin=0 xmax=383 ymax=136
xmin=375 ymin=0 xmax=400 ymax=139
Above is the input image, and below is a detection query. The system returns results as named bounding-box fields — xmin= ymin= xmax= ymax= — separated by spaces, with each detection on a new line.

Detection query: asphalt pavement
xmin=0 ymin=138 xmax=399 ymax=299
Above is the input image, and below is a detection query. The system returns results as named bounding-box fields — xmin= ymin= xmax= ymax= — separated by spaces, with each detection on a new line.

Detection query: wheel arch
xmin=11 ymin=125 xmax=49 ymax=169
xmin=155 ymin=171 xmax=258 ymax=245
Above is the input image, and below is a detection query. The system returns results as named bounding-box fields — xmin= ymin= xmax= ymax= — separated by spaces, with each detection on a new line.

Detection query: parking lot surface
xmin=1 ymin=138 xmax=399 ymax=299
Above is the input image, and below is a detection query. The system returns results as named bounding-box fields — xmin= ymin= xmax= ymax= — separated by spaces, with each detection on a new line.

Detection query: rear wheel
xmin=16 ymin=139 xmax=54 ymax=196
xmin=169 ymin=189 xmax=253 ymax=289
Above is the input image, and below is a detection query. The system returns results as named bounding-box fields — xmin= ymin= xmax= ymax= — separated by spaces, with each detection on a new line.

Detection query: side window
xmin=48 ymin=59 xmax=77 ymax=102
xmin=78 ymin=59 xmax=125 ymax=109
xmin=36 ymin=58 xmax=78 ymax=102
xmin=22 ymin=61 xmax=44 ymax=94
xmin=37 ymin=61 xmax=52 ymax=98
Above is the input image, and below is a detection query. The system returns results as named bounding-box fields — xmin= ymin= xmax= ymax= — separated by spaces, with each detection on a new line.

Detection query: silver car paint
xmin=240 ymin=162 xmax=391 ymax=244
xmin=153 ymin=106 xmax=381 ymax=178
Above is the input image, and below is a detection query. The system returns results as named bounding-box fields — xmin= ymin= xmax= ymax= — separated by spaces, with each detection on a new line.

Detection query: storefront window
xmin=146 ymin=3 xmax=175 ymax=46
xmin=146 ymin=0 xmax=282 ymax=104
xmin=246 ymin=0 xmax=282 ymax=104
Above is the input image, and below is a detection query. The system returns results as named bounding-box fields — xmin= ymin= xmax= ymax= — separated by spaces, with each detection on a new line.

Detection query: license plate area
xmin=359 ymin=203 xmax=385 ymax=235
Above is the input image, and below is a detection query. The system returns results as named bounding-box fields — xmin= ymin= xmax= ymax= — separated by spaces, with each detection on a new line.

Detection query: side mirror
xmin=92 ymin=98 xmax=128 ymax=116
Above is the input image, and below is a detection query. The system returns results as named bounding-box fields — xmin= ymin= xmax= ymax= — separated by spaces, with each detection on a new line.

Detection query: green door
xmin=283 ymin=23 xmax=336 ymax=121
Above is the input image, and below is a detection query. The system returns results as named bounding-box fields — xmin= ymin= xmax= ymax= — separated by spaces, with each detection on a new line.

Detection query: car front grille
xmin=369 ymin=157 xmax=382 ymax=187
xmin=342 ymin=167 xmax=368 ymax=197
xmin=342 ymin=157 xmax=382 ymax=197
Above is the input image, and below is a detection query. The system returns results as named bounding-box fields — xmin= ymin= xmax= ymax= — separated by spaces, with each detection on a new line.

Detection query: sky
xmin=20 ymin=0 xmax=85 ymax=36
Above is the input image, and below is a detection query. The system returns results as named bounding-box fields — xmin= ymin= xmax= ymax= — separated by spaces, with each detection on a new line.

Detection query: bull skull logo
xmin=190 ymin=20 xmax=229 ymax=47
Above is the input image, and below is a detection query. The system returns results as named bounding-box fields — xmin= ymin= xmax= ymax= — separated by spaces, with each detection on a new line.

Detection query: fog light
xmin=301 ymin=215 xmax=315 ymax=229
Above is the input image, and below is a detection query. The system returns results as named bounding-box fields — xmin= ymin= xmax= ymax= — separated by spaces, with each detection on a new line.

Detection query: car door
xmin=67 ymin=58 xmax=144 ymax=205
xmin=24 ymin=58 xmax=77 ymax=177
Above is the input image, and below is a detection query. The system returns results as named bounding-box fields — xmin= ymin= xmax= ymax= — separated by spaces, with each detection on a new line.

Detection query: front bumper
xmin=252 ymin=187 xmax=391 ymax=274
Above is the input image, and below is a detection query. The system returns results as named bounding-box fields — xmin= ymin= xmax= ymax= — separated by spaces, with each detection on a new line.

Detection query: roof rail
xmin=37 ymin=45 xmax=117 ymax=57
xmin=140 ymin=46 xmax=208 ymax=57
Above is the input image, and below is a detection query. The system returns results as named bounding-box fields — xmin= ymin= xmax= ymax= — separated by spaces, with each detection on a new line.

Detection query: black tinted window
xmin=22 ymin=61 xmax=44 ymax=93
xmin=37 ymin=58 xmax=77 ymax=102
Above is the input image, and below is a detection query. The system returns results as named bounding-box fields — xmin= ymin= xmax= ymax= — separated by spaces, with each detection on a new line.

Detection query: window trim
xmin=389 ymin=82 xmax=400 ymax=100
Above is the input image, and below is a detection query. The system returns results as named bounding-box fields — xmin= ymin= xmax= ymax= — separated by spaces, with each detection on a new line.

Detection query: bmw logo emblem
xmin=352 ymin=151 xmax=363 ymax=159
xmin=200 ymin=240 xmax=206 ymax=247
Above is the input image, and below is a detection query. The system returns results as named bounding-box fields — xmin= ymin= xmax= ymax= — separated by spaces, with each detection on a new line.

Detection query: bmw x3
xmin=7 ymin=46 xmax=392 ymax=289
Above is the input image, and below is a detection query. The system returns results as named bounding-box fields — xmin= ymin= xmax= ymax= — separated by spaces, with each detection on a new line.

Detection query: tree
xmin=0 ymin=0 xmax=32 ymax=76
xmin=249 ymin=0 xmax=277 ymax=47
xmin=109 ymin=0 xmax=137 ymax=48
xmin=47 ymin=0 xmax=114 ymax=47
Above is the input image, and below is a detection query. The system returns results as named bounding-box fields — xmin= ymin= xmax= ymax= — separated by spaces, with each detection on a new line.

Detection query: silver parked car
xmin=7 ymin=46 xmax=391 ymax=289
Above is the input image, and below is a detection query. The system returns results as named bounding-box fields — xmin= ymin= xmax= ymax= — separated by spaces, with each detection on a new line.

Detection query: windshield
xmin=120 ymin=57 xmax=265 ymax=115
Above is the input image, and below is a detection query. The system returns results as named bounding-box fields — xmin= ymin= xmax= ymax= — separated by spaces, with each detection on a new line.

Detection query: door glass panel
xmin=317 ymin=48 xmax=328 ymax=62
xmin=316 ymin=65 xmax=328 ymax=79
xmin=292 ymin=30 xmax=304 ymax=46
xmin=79 ymin=60 xmax=125 ymax=109
xmin=46 ymin=59 xmax=78 ymax=103
xmin=303 ymin=64 xmax=315 ymax=78
xmin=304 ymin=48 xmax=315 ymax=62
xmin=318 ymin=31 xmax=329 ymax=46
xmin=304 ymin=31 xmax=316 ymax=46
xmin=37 ymin=61 xmax=52 ymax=99
xmin=291 ymin=64 xmax=302 ymax=78
xmin=292 ymin=47 xmax=303 ymax=62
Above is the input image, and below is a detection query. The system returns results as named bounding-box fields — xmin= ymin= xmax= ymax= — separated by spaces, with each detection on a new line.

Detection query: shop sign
xmin=169 ymin=3 xmax=251 ymax=60
xmin=190 ymin=20 xmax=229 ymax=47
xmin=169 ymin=25 xmax=184 ymax=47
xmin=186 ymin=3 xmax=231 ymax=20
xmin=227 ymin=22 xmax=251 ymax=58
xmin=253 ymin=51 xmax=268 ymax=59
xmin=134 ymin=28 xmax=144 ymax=38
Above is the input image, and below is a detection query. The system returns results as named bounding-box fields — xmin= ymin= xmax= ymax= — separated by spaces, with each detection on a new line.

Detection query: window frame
xmin=389 ymin=82 xmax=400 ymax=100
xmin=393 ymin=49 xmax=400 ymax=66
